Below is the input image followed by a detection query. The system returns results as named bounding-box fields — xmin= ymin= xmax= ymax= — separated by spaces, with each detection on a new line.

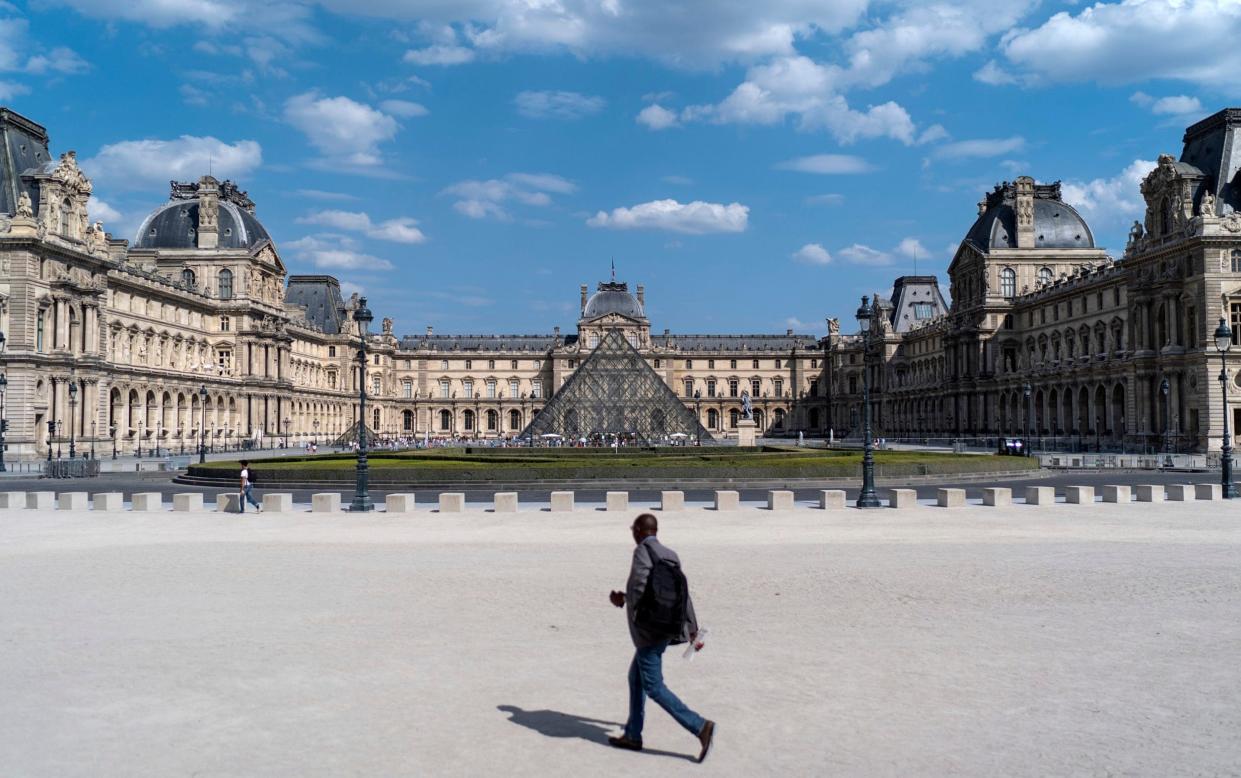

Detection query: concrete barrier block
xmin=216 ymin=493 xmax=241 ymax=512
xmin=0 ymin=491 xmax=26 ymax=509
xmin=714 ymin=490 xmax=739 ymax=511
xmin=606 ymin=491 xmax=629 ymax=511
xmin=439 ymin=492 xmax=465 ymax=513
xmin=889 ymin=489 xmax=918 ymax=508
xmin=262 ymin=493 xmax=293 ymax=513
xmin=1065 ymin=486 xmax=1095 ymax=504
xmin=131 ymin=492 xmax=163 ymax=512
xmin=1166 ymin=484 xmax=1193 ymax=501
xmin=1135 ymin=485 xmax=1164 ymax=503
xmin=385 ymin=493 xmax=416 ymax=513
xmin=1101 ymin=485 xmax=1131 ymax=503
xmin=982 ymin=487 xmax=1011 ymax=507
xmin=767 ymin=490 xmax=794 ymax=511
xmin=936 ymin=488 xmax=966 ymax=508
xmin=91 ymin=492 xmax=123 ymax=511
xmin=660 ymin=491 xmax=684 ymax=512
xmin=549 ymin=491 xmax=574 ymax=512
xmin=27 ymin=491 xmax=55 ymax=510
xmin=311 ymin=493 xmax=340 ymax=513
xmin=1024 ymin=486 xmax=1055 ymax=505
xmin=819 ymin=490 xmax=846 ymax=509
xmin=494 ymin=492 xmax=519 ymax=513
xmin=173 ymin=493 xmax=204 ymax=512
xmin=57 ymin=492 xmax=88 ymax=511
xmin=1195 ymin=483 xmax=1222 ymax=501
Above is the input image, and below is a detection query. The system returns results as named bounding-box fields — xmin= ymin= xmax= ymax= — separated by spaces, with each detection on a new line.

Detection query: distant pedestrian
xmin=608 ymin=513 xmax=714 ymax=762
xmin=239 ymin=460 xmax=261 ymax=513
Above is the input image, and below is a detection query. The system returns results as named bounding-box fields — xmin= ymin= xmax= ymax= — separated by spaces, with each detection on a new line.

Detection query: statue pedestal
xmin=736 ymin=419 xmax=757 ymax=447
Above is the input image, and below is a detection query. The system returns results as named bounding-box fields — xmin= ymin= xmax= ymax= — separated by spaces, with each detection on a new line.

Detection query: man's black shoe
xmin=608 ymin=735 xmax=642 ymax=751
xmin=697 ymin=720 xmax=715 ymax=763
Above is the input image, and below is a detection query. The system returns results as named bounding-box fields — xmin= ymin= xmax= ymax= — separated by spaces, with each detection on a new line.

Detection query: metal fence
xmin=42 ymin=458 xmax=102 ymax=479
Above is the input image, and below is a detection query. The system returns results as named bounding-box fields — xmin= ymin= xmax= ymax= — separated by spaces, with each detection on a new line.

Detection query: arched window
xmin=1000 ymin=267 xmax=1016 ymax=298
xmin=36 ymin=310 xmax=45 ymax=352
xmin=487 ymin=410 xmax=498 ymax=431
xmin=463 ymin=410 xmax=475 ymax=431
xmin=774 ymin=408 xmax=786 ymax=428
xmin=402 ymin=410 xmax=413 ymax=431
xmin=181 ymin=268 xmax=196 ymax=287
xmin=1161 ymin=197 xmax=1174 ymax=235
xmin=509 ymin=409 xmax=521 ymax=430
xmin=707 ymin=409 xmax=719 ymax=429
xmin=1037 ymin=267 xmax=1053 ymax=286
xmin=439 ymin=410 xmax=451 ymax=431
xmin=218 ymin=269 xmax=233 ymax=299
xmin=729 ymin=409 xmax=739 ymax=428
xmin=372 ymin=408 xmax=380 ymax=429
xmin=59 ymin=198 xmax=73 ymax=238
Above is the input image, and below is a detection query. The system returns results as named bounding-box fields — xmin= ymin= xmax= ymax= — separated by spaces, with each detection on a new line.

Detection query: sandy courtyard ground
xmin=2 ymin=501 xmax=1240 ymax=777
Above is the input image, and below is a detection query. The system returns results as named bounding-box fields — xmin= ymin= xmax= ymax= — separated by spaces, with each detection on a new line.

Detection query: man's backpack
xmin=635 ymin=545 xmax=689 ymax=641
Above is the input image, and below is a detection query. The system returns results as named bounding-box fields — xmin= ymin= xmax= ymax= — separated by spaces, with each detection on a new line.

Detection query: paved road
xmin=2 ymin=468 xmax=1226 ymax=504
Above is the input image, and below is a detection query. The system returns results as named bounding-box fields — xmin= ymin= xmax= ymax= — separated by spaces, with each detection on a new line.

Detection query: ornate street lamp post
xmin=313 ymin=418 xmax=320 ymax=447
xmin=136 ymin=420 xmax=142 ymax=459
xmin=110 ymin=425 xmax=117 ymax=460
xmin=1214 ymin=318 xmax=1238 ymax=498
xmin=1023 ymin=383 xmax=1032 ymax=457
xmin=0 ymin=371 xmax=7 ymax=473
xmin=283 ymin=417 xmax=291 ymax=448
xmin=46 ymin=420 xmax=54 ymax=462
xmin=856 ymin=296 xmax=880 ymax=508
xmin=694 ymin=389 xmax=702 ymax=446
xmin=90 ymin=421 xmax=96 ymax=460
xmin=198 ymin=385 xmax=208 ymax=464
xmin=1160 ymin=376 xmax=1171 ymax=455
xmin=350 ymin=298 xmax=375 ymax=512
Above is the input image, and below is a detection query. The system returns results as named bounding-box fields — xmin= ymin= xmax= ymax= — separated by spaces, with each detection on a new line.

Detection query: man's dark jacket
xmin=625 ymin=536 xmax=699 ymax=648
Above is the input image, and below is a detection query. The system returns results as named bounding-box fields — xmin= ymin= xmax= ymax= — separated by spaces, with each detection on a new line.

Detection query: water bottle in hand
xmin=682 ymin=627 xmax=709 ymax=660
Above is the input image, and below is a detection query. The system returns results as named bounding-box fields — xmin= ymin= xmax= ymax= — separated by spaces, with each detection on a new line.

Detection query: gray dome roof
xmin=582 ymin=281 xmax=645 ymax=319
xmin=134 ymin=199 xmax=270 ymax=250
xmin=965 ymin=182 xmax=1094 ymax=251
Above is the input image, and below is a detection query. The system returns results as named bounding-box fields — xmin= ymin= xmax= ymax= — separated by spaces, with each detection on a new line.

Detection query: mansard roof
xmin=964 ymin=180 xmax=1095 ymax=251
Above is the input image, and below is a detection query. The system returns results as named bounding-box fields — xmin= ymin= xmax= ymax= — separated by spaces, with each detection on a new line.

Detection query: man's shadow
xmin=497 ymin=705 xmax=696 ymax=762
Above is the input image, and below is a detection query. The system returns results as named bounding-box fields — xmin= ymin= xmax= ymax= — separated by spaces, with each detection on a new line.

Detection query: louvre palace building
xmin=2 ymin=105 xmax=1241 ymax=462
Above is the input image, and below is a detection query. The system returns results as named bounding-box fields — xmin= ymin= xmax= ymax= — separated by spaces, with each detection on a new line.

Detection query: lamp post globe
xmin=1214 ymin=318 xmax=1238 ymax=498
xmin=198 ymin=385 xmax=208 ymax=464
xmin=856 ymin=296 xmax=881 ymax=508
xmin=350 ymin=297 xmax=375 ymax=512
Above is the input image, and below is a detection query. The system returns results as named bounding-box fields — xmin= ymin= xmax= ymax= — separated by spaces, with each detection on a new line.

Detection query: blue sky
xmin=3 ymin=0 xmax=1238 ymax=336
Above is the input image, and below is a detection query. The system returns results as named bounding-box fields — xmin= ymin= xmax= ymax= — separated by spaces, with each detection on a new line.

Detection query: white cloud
xmin=775 ymin=153 xmax=871 ymax=174
xmin=973 ymin=59 xmax=1018 ymax=85
xmin=441 ymin=172 xmax=575 ymax=221
xmin=662 ymin=175 xmax=693 ymax=185
xmin=283 ymin=91 xmax=399 ymax=168
xmin=792 ymin=243 xmax=831 ymax=265
xmin=804 ymin=193 xmax=845 ymax=206
xmin=285 ymin=234 xmax=395 ymax=271
xmin=785 ymin=316 xmax=826 ymax=334
xmin=52 ymin=0 xmax=319 ymax=44
xmin=587 ymin=199 xmax=748 ymax=234
xmin=838 ymin=243 xmax=893 ymax=265
xmin=403 ymin=44 xmax=475 ymax=65
xmin=1001 ymin=0 xmax=1241 ymax=91
xmin=24 ymin=46 xmax=89 ymax=75
xmin=296 ymin=209 xmax=427 ymax=244
xmin=929 ymin=136 xmax=1025 ymax=161
xmin=1061 ymin=159 xmax=1156 ymax=231
xmin=1131 ymin=92 xmax=1203 ymax=117
xmin=0 ymin=79 xmax=28 ymax=100
xmin=514 ymin=90 xmax=606 ymax=119
xmin=636 ymin=104 xmax=680 ymax=130
xmin=379 ymin=99 xmax=429 ymax=118
xmin=85 ymin=135 xmax=262 ymax=188
xmin=293 ymin=188 xmax=358 ymax=201
xmin=896 ymin=238 xmax=927 ymax=259
xmin=87 ymin=196 xmax=121 ymax=223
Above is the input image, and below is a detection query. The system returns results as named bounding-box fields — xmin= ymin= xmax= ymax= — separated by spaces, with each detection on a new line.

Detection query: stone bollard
xmin=714 ymin=490 xmax=739 ymax=511
xmin=493 ymin=492 xmax=519 ymax=513
xmin=217 ymin=493 xmax=242 ymax=512
xmin=262 ymin=493 xmax=293 ymax=513
xmin=1135 ymin=485 xmax=1164 ymax=503
xmin=93 ymin=492 xmax=123 ymax=511
xmin=58 ymin=492 xmax=88 ymax=511
xmin=982 ymin=487 xmax=1011 ymax=507
xmin=549 ymin=491 xmax=575 ymax=512
xmin=1065 ymin=486 xmax=1094 ymax=504
xmin=767 ymin=490 xmax=794 ymax=511
xmin=1024 ymin=486 xmax=1055 ymax=505
xmin=27 ymin=491 xmax=55 ymax=510
xmin=1101 ymin=485 xmax=1131 ymax=503
xmin=1166 ymin=484 xmax=1193 ymax=501
xmin=1195 ymin=483 xmax=1222 ymax=501
xmin=889 ymin=489 xmax=918 ymax=508
xmin=439 ymin=493 xmax=465 ymax=513
xmin=606 ymin=491 xmax=629 ymax=511
xmin=385 ymin=493 xmax=416 ymax=513
xmin=131 ymin=492 xmax=163 ymax=512
xmin=936 ymin=488 xmax=966 ymax=508
xmin=173 ymin=493 xmax=204 ymax=512
xmin=0 ymin=491 xmax=26 ymax=509
xmin=660 ymin=491 xmax=684 ymax=512
xmin=311 ymin=493 xmax=341 ymax=513
xmin=819 ymin=490 xmax=846 ymax=509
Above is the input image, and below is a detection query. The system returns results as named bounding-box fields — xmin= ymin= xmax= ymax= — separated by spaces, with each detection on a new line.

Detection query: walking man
xmin=239 ymin=459 xmax=261 ymax=513
xmin=608 ymin=513 xmax=714 ymax=761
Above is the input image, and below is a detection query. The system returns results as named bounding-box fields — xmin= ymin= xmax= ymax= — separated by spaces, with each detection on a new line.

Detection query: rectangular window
xmin=848 ymin=376 xmax=856 ymax=394
xmin=36 ymin=311 xmax=44 ymax=352
xmin=774 ymin=379 xmax=784 ymax=397
xmin=913 ymin=303 xmax=934 ymax=319
xmin=374 ymin=354 xmax=381 ymax=365
xmin=441 ymin=360 xmax=448 ymax=370
xmin=372 ymin=376 xmax=381 ymax=395
xmin=654 ymin=359 xmax=661 ymax=368
xmin=463 ymin=380 xmax=473 ymax=398
xmin=533 ymin=360 xmax=541 ymax=369
xmin=511 ymin=360 xmax=518 ymax=370
xmin=707 ymin=380 xmax=717 ymax=398
xmin=403 ymin=382 xmax=413 ymax=398
xmin=532 ymin=380 xmax=542 ymax=399
xmin=752 ymin=359 xmax=759 ymax=369
xmin=220 ymin=316 xmax=230 ymax=332
xmin=810 ymin=358 xmax=818 ymax=369
xmin=1232 ymin=304 xmax=1241 ymax=346
xmin=510 ymin=380 xmax=519 ymax=398
xmin=488 ymin=360 xmax=495 ymax=370
xmin=589 ymin=333 xmax=600 ymax=349
xmin=729 ymin=379 xmax=739 ymax=397
xmin=685 ymin=359 xmax=693 ymax=369
xmin=708 ymin=359 xmax=715 ymax=369
xmin=465 ymin=359 xmax=472 ymax=370
xmin=329 ymin=346 xmax=336 ymax=357
xmin=775 ymin=359 xmax=782 ymax=369
xmin=440 ymin=380 xmax=450 ymax=399
xmin=730 ymin=359 xmax=737 ymax=369
xmin=683 ymin=379 xmax=693 ymax=397
xmin=217 ymin=349 xmax=232 ymax=373
xmin=751 ymin=379 xmax=761 ymax=396
xmin=486 ymin=380 xmax=496 ymax=399
xmin=1114 ymin=288 xmax=1120 ymax=306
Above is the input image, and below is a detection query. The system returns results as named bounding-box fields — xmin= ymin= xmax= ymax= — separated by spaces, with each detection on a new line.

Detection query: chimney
xmin=636 ymin=284 xmax=645 ymax=306
xmin=196 ymin=175 xmax=220 ymax=249
xmin=786 ymin=328 xmax=794 ymax=336
xmin=580 ymin=284 xmax=588 ymax=312
xmin=425 ymin=325 xmax=433 ymax=337
xmin=1014 ymin=175 xmax=1035 ymax=249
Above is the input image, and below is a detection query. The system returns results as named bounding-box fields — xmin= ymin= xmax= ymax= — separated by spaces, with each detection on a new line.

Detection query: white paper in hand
xmin=682 ymin=627 xmax=709 ymax=660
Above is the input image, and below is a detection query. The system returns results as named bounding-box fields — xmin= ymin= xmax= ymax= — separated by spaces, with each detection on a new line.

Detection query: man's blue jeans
xmin=242 ymin=484 xmax=260 ymax=510
xmin=624 ymin=641 xmax=706 ymax=742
